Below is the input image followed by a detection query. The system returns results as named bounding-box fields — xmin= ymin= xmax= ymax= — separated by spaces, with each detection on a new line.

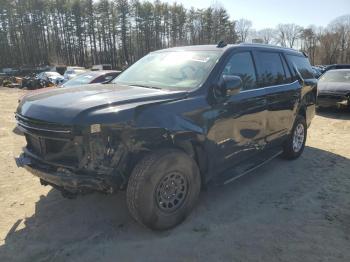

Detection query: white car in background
xmin=63 ymin=67 xmax=86 ymax=82
xmin=37 ymin=71 xmax=64 ymax=84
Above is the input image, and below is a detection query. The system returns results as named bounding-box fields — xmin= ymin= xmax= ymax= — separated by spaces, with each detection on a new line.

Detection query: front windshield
xmin=64 ymin=72 xmax=96 ymax=86
xmin=319 ymin=70 xmax=350 ymax=83
xmin=113 ymin=50 xmax=221 ymax=91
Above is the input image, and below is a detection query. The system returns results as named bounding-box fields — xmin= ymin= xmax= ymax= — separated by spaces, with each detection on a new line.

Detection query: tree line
xmin=0 ymin=0 xmax=349 ymax=69
xmin=248 ymin=15 xmax=350 ymax=65
xmin=0 ymin=0 xmax=236 ymax=69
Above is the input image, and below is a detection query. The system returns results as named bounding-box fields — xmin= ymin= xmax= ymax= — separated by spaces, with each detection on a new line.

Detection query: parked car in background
xmin=22 ymin=72 xmax=57 ymax=90
xmin=63 ymin=67 xmax=86 ymax=82
xmin=1 ymin=75 xmax=20 ymax=88
xmin=91 ymin=64 xmax=112 ymax=71
xmin=0 ymin=73 xmax=6 ymax=86
xmin=61 ymin=70 xmax=121 ymax=87
xmin=2 ymin=68 xmax=20 ymax=76
xmin=15 ymin=43 xmax=317 ymax=230
xmin=324 ymin=64 xmax=350 ymax=73
xmin=317 ymin=69 xmax=350 ymax=108
xmin=37 ymin=71 xmax=64 ymax=85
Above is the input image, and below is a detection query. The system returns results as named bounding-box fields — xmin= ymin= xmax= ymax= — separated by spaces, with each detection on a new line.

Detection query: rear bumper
xmin=15 ymin=153 xmax=121 ymax=194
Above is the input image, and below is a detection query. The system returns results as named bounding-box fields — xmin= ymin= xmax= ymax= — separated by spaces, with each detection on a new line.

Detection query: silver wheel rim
xmin=155 ymin=172 xmax=188 ymax=213
xmin=292 ymin=123 xmax=305 ymax=153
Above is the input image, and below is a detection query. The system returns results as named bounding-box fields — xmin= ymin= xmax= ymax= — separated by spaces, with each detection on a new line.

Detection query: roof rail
xmin=239 ymin=42 xmax=298 ymax=52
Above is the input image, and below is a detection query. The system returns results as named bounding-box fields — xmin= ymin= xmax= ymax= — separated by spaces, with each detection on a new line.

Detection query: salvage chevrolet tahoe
xmin=15 ymin=43 xmax=317 ymax=230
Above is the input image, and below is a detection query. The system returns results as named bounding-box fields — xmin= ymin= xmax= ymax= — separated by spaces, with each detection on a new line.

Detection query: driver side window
xmin=221 ymin=52 xmax=257 ymax=90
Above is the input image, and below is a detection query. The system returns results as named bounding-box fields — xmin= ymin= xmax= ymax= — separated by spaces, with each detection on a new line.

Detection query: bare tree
xmin=257 ymin=28 xmax=275 ymax=44
xmin=236 ymin=18 xmax=252 ymax=42
xmin=300 ymin=27 xmax=318 ymax=64
xmin=319 ymin=31 xmax=342 ymax=64
xmin=277 ymin=23 xmax=302 ymax=48
xmin=328 ymin=15 xmax=350 ymax=63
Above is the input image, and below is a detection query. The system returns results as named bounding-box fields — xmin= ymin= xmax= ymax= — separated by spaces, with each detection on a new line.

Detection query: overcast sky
xmin=163 ymin=0 xmax=350 ymax=30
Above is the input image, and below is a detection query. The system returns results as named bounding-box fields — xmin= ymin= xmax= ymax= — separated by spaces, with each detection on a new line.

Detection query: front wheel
xmin=126 ymin=149 xmax=201 ymax=230
xmin=281 ymin=115 xmax=307 ymax=160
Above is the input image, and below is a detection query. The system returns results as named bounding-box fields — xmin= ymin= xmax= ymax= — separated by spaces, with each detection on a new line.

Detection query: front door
xmin=206 ymin=51 xmax=268 ymax=173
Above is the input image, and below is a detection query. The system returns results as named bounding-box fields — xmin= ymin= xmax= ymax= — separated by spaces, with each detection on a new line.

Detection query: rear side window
xmin=255 ymin=52 xmax=288 ymax=87
xmin=286 ymin=55 xmax=314 ymax=79
xmin=221 ymin=52 xmax=257 ymax=90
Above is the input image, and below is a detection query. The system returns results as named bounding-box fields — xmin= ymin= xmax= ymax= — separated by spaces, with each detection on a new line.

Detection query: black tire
xmin=281 ymin=115 xmax=307 ymax=160
xmin=126 ymin=149 xmax=201 ymax=230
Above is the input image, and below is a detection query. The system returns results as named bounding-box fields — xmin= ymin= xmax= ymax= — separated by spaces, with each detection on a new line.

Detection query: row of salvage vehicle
xmin=11 ymin=43 xmax=350 ymax=231
xmin=1 ymin=65 xmax=121 ymax=90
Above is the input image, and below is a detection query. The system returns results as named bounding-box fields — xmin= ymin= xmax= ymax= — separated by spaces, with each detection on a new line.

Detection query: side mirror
xmin=219 ymin=75 xmax=242 ymax=96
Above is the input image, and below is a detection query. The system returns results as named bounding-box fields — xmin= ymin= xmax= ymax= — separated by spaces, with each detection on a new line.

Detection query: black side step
xmin=213 ymin=148 xmax=283 ymax=185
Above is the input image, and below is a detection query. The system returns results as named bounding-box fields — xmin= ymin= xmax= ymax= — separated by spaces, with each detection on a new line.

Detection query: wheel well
xmin=174 ymin=140 xmax=208 ymax=184
xmin=123 ymin=131 xmax=209 ymax=186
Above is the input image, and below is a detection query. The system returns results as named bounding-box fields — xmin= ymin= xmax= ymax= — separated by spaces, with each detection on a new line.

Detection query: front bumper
xmin=16 ymin=153 xmax=121 ymax=194
xmin=317 ymin=93 xmax=349 ymax=107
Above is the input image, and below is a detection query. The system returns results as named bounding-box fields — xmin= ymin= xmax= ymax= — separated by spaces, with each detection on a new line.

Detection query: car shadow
xmin=316 ymin=106 xmax=350 ymax=120
xmin=1 ymin=146 xmax=349 ymax=261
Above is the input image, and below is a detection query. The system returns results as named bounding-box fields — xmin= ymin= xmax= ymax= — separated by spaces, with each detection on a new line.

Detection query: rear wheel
xmin=126 ymin=149 xmax=201 ymax=230
xmin=282 ymin=115 xmax=307 ymax=160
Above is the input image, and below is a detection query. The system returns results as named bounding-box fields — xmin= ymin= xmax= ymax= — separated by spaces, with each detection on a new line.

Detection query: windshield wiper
xmin=130 ymin=84 xmax=162 ymax=90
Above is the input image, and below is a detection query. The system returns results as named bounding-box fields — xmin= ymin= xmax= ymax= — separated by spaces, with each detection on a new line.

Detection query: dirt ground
xmin=0 ymin=87 xmax=349 ymax=262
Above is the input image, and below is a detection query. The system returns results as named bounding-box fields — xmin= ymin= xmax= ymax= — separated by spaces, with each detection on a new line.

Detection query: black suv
xmin=16 ymin=43 xmax=317 ymax=230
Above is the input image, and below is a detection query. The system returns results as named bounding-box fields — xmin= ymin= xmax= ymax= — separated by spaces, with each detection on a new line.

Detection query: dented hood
xmin=17 ymin=84 xmax=187 ymax=124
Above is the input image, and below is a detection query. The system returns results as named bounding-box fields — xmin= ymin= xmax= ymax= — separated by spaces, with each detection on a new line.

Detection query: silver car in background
xmin=63 ymin=67 xmax=86 ymax=82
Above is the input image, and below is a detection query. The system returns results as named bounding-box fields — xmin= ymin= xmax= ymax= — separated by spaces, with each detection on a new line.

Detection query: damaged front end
xmin=15 ymin=114 xmax=140 ymax=196
xmin=317 ymin=92 xmax=350 ymax=108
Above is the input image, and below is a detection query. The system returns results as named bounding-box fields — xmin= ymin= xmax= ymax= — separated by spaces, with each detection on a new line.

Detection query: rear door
xmin=286 ymin=54 xmax=318 ymax=126
xmin=253 ymin=51 xmax=300 ymax=146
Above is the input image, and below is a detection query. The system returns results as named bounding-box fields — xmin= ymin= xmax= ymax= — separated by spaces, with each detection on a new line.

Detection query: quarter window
xmin=287 ymin=55 xmax=314 ymax=79
xmin=255 ymin=52 xmax=288 ymax=87
xmin=221 ymin=52 xmax=257 ymax=90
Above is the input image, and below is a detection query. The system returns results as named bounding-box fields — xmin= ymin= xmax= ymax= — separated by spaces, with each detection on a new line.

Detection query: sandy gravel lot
xmin=0 ymin=87 xmax=349 ymax=262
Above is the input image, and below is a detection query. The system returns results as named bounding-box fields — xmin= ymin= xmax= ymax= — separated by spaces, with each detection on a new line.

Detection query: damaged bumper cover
xmin=16 ymin=153 xmax=121 ymax=194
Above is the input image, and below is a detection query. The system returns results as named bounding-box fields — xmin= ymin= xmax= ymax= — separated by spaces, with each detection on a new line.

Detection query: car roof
xmin=325 ymin=64 xmax=350 ymax=69
xmin=153 ymin=43 xmax=304 ymax=56
xmin=327 ymin=64 xmax=350 ymax=66
xmin=324 ymin=69 xmax=350 ymax=72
